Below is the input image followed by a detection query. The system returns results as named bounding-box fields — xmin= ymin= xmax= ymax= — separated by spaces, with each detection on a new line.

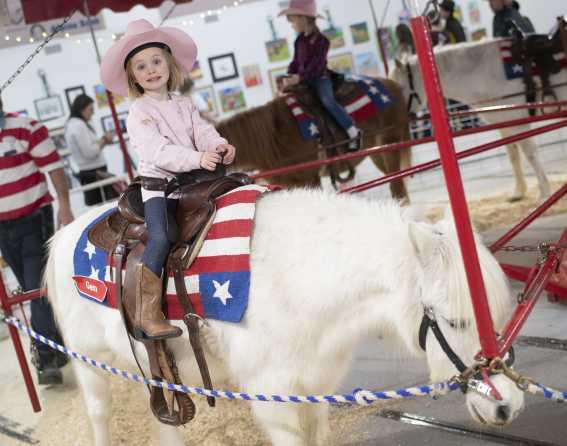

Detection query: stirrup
xmin=346 ymin=130 xmax=363 ymax=152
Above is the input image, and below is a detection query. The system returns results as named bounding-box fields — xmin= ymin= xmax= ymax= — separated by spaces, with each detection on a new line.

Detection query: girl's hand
xmin=200 ymin=151 xmax=222 ymax=171
xmin=216 ymin=144 xmax=236 ymax=164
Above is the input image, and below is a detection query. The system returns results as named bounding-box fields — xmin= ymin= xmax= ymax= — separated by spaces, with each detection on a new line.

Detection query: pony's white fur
xmin=45 ymin=190 xmax=525 ymax=445
xmin=390 ymin=38 xmax=566 ymax=201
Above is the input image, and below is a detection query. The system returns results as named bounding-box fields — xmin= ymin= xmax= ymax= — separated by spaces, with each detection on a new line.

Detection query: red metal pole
xmin=0 ymin=273 xmax=41 ymax=412
xmin=341 ymin=117 xmax=567 ymax=194
xmin=500 ymin=263 xmax=567 ymax=300
xmin=411 ymin=15 xmax=499 ymax=358
xmin=8 ymin=289 xmax=43 ymax=306
xmin=490 ymin=182 xmax=567 ymax=253
xmin=498 ymin=227 xmax=567 ymax=354
xmin=106 ymin=91 xmax=134 ymax=181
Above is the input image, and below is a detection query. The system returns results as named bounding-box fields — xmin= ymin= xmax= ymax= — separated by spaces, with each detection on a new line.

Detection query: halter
xmin=405 ymin=63 xmax=423 ymax=116
xmin=418 ymin=306 xmax=515 ymax=401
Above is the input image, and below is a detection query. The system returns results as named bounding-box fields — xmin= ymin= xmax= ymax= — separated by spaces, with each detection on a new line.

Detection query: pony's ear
xmin=409 ymin=221 xmax=438 ymax=265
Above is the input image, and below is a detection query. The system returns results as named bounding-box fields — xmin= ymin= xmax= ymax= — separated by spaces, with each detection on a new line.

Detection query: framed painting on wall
xmin=242 ymin=64 xmax=263 ymax=88
xmin=328 ymin=52 xmax=355 ymax=76
xmin=208 ymin=53 xmax=239 ymax=83
xmin=218 ymin=86 xmax=246 ymax=113
xmin=34 ymin=95 xmax=64 ymax=122
xmin=100 ymin=111 xmax=128 ymax=142
xmin=193 ymin=85 xmax=219 ymax=117
xmin=64 ymin=85 xmax=85 ymax=110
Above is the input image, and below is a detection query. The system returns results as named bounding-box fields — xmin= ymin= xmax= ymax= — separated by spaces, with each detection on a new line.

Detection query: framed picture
xmin=218 ymin=86 xmax=246 ymax=113
xmin=190 ymin=60 xmax=203 ymax=80
xmin=94 ymin=84 xmax=125 ymax=108
xmin=100 ymin=111 xmax=128 ymax=142
xmin=48 ymin=126 xmax=68 ymax=152
xmin=322 ymin=27 xmax=345 ymax=50
xmin=377 ymin=27 xmax=398 ymax=61
xmin=64 ymin=85 xmax=85 ymax=110
xmin=34 ymin=95 xmax=64 ymax=122
xmin=328 ymin=52 xmax=355 ymax=76
xmin=193 ymin=85 xmax=219 ymax=117
xmin=350 ymin=22 xmax=370 ymax=44
xmin=268 ymin=66 xmax=289 ymax=97
xmin=265 ymin=38 xmax=290 ymax=63
xmin=208 ymin=53 xmax=239 ymax=83
xmin=355 ymin=52 xmax=380 ymax=78
xmin=242 ymin=64 xmax=263 ymax=88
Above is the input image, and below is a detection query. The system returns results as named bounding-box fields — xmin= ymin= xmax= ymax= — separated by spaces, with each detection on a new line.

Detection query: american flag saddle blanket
xmin=72 ymin=184 xmax=273 ymax=323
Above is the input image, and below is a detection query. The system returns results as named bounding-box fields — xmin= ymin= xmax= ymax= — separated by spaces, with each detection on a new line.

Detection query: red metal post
xmin=411 ymin=16 xmax=499 ymax=358
xmin=106 ymin=90 xmax=134 ymax=181
xmin=0 ymin=273 xmax=41 ymax=412
xmin=490 ymin=182 xmax=567 ymax=253
xmin=498 ymin=227 xmax=567 ymax=354
xmin=500 ymin=264 xmax=567 ymax=300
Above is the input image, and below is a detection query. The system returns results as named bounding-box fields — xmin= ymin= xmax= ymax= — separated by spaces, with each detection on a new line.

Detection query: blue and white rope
xmin=4 ymin=315 xmax=564 ymax=404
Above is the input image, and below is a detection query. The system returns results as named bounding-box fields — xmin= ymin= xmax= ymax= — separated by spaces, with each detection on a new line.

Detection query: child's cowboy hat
xmin=278 ymin=0 xmax=323 ymax=19
xmin=100 ymin=19 xmax=197 ymax=97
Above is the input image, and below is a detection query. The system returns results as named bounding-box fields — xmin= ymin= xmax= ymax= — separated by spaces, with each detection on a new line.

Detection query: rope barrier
xmin=2 ymin=315 xmax=458 ymax=405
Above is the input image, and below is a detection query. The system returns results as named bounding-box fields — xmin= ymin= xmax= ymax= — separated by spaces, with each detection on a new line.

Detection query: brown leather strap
xmin=171 ymin=254 xmax=216 ymax=407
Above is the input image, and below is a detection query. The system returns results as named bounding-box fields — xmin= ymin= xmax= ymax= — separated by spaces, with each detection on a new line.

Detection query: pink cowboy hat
xmin=100 ymin=19 xmax=197 ymax=97
xmin=278 ymin=0 xmax=323 ymax=18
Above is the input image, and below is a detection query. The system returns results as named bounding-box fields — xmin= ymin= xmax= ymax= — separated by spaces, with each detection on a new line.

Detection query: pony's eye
xmin=444 ymin=317 xmax=469 ymax=330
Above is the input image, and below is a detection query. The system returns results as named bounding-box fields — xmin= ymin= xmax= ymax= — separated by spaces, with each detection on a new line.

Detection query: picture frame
xmin=355 ymin=52 xmax=380 ymax=78
xmin=268 ymin=66 xmax=289 ymax=97
xmin=350 ymin=22 xmax=370 ymax=44
xmin=218 ymin=86 xmax=246 ymax=113
xmin=328 ymin=52 xmax=355 ymax=76
xmin=265 ymin=38 xmax=290 ymax=63
xmin=64 ymin=85 xmax=85 ymax=110
xmin=208 ymin=53 xmax=239 ymax=83
xmin=48 ymin=126 xmax=69 ymax=153
xmin=193 ymin=85 xmax=219 ymax=117
xmin=34 ymin=95 xmax=64 ymax=123
xmin=100 ymin=111 xmax=128 ymax=142
xmin=242 ymin=64 xmax=263 ymax=88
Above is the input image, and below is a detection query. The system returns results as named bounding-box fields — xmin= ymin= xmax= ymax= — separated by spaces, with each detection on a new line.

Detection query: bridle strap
xmin=419 ymin=311 xmax=468 ymax=373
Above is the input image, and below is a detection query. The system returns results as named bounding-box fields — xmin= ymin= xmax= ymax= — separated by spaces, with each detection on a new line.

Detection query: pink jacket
xmin=126 ymin=94 xmax=227 ymax=179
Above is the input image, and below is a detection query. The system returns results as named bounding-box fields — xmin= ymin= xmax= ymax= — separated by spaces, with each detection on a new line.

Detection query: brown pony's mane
xmin=216 ymin=100 xmax=283 ymax=171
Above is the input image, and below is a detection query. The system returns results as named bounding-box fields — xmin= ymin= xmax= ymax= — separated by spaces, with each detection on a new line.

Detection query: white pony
xmin=45 ymin=189 xmax=525 ymax=446
xmin=390 ymin=38 xmax=566 ymax=201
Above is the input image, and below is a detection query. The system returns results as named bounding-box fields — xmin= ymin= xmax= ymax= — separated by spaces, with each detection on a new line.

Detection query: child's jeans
xmin=141 ymin=197 xmax=179 ymax=276
xmin=306 ymin=75 xmax=355 ymax=131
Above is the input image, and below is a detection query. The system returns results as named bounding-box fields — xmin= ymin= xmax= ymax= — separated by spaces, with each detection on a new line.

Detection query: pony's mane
xmin=216 ymin=101 xmax=281 ymax=169
xmin=431 ymin=219 xmax=511 ymax=331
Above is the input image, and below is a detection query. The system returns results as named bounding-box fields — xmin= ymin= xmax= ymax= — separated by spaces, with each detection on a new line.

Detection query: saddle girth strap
xmin=170 ymin=254 xmax=216 ymax=408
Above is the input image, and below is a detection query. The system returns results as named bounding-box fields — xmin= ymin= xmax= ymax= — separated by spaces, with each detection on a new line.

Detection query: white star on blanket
xmin=212 ymin=280 xmax=233 ymax=305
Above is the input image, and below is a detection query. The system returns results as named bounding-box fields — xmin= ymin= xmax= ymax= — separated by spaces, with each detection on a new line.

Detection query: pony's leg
xmin=370 ymin=132 xmax=409 ymax=203
xmin=251 ymin=401 xmax=306 ymax=445
xmin=154 ymin=418 xmax=184 ymax=446
xmin=303 ymin=404 xmax=330 ymax=446
xmin=520 ymin=138 xmax=551 ymax=200
xmin=74 ymin=364 xmax=112 ymax=446
xmin=505 ymin=143 xmax=526 ymax=201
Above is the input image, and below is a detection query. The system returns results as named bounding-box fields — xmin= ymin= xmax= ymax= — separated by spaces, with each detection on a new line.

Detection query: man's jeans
xmin=0 ymin=204 xmax=63 ymax=366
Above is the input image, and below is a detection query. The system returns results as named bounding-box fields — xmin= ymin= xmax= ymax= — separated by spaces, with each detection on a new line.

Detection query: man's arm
xmin=48 ymin=168 xmax=74 ymax=227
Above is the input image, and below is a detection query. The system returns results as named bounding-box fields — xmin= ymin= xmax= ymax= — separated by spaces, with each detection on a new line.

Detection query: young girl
xmin=279 ymin=0 xmax=361 ymax=151
xmin=101 ymin=19 xmax=236 ymax=340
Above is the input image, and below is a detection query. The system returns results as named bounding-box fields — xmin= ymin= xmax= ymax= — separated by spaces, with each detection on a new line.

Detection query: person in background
xmin=510 ymin=1 xmax=535 ymax=33
xmin=65 ymin=94 xmax=117 ymax=206
xmin=279 ymin=0 xmax=362 ymax=151
xmin=395 ymin=23 xmax=415 ymax=59
xmin=427 ymin=10 xmax=447 ymax=46
xmin=439 ymin=0 xmax=467 ymax=43
xmin=489 ymin=0 xmax=532 ymax=37
xmin=0 ymin=95 xmax=73 ymax=385
xmin=179 ymin=77 xmax=215 ymax=123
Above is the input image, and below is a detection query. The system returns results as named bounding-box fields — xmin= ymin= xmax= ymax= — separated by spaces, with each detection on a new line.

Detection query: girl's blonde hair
xmin=125 ymin=48 xmax=184 ymax=98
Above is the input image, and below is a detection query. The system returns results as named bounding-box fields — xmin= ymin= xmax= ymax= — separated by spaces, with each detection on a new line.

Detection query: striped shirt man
xmin=0 ymin=112 xmax=63 ymax=220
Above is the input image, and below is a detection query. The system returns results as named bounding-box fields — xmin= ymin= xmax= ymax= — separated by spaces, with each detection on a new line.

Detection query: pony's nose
xmin=496 ymin=405 xmax=510 ymax=422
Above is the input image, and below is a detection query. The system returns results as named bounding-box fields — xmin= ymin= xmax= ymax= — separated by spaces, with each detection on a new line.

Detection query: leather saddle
xmin=284 ymin=72 xmax=361 ymax=187
xmin=508 ymin=17 xmax=567 ymax=116
xmin=87 ymin=167 xmax=252 ymax=426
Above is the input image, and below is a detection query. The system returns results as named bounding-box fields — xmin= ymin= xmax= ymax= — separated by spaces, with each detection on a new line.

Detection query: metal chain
xmin=499 ymin=242 xmax=567 ymax=253
xmin=0 ymin=9 xmax=77 ymax=94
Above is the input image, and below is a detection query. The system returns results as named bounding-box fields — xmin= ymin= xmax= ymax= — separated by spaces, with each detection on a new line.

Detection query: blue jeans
xmin=306 ymin=76 xmax=354 ymax=131
xmin=141 ymin=197 xmax=179 ymax=277
xmin=0 ymin=205 xmax=64 ymax=366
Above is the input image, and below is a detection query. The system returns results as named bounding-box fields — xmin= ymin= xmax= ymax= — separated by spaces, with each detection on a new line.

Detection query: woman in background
xmin=65 ymin=94 xmax=117 ymax=205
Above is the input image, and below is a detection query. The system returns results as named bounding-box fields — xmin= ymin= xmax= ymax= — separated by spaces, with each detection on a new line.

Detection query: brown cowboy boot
xmin=133 ymin=263 xmax=182 ymax=340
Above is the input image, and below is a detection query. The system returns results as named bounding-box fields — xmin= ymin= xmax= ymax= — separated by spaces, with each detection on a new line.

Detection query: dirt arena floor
xmin=1 ymin=176 xmax=566 ymax=446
